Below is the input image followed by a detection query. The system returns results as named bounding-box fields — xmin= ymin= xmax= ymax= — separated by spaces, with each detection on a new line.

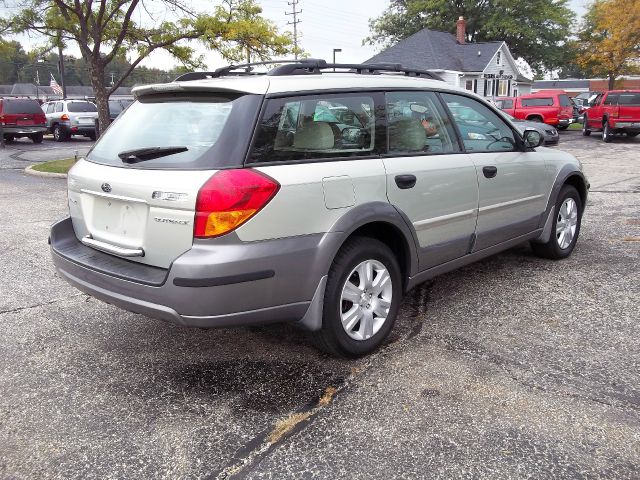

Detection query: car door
xmin=586 ymin=93 xmax=604 ymax=128
xmin=441 ymin=93 xmax=549 ymax=251
xmin=383 ymin=91 xmax=479 ymax=270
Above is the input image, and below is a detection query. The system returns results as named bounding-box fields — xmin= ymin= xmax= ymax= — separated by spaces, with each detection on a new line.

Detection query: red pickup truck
xmin=582 ymin=90 xmax=640 ymax=142
xmin=495 ymin=91 xmax=574 ymax=129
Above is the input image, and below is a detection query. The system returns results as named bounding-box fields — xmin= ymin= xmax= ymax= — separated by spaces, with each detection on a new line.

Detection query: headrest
xmin=294 ymin=122 xmax=335 ymax=150
xmin=389 ymin=119 xmax=426 ymax=152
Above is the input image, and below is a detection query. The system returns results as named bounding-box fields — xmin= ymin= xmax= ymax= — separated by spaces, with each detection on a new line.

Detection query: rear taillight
xmin=61 ymin=114 xmax=69 ymax=121
xmin=194 ymin=169 xmax=280 ymax=238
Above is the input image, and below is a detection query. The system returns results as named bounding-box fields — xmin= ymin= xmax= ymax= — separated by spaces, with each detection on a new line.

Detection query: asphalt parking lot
xmin=1 ymin=130 xmax=639 ymax=479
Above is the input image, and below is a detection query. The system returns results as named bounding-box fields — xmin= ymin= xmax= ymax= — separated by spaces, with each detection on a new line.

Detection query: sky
xmin=8 ymin=0 xmax=590 ymax=73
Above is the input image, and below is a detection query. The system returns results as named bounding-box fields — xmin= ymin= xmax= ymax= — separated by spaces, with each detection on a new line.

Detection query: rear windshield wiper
xmin=118 ymin=146 xmax=188 ymax=163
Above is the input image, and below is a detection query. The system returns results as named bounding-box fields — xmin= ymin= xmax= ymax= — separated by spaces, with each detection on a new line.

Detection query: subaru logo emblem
xmin=101 ymin=183 xmax=112 ymax=193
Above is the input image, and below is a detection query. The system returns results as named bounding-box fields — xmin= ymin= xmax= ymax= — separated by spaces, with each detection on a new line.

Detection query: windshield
xmin=68 ymin=102 xmax=97 ymax=112
xmin=87 ymin=92 xmax=261 ymax=170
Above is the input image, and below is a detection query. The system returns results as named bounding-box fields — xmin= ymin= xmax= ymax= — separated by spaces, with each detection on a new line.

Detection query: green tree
xmin=8 ymin=0 xmax=293 ymax=134
xmin=575 ymin=0 xmax=640 ymax=89
xmin=365 ymin=0 xmax=575 ymax=75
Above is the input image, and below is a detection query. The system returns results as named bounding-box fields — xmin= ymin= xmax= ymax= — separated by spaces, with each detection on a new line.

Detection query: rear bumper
xmin=3 ymin=126 xmax=47 ymax=136
xmin=50 ymin=217 xmax=337 ymax=328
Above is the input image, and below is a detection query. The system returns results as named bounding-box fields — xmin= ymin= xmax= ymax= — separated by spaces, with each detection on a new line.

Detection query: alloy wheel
xmin=556 ymin=198 xmax=578 ymax=249
xmin=339 ymin=259 xmax=392 ymax=341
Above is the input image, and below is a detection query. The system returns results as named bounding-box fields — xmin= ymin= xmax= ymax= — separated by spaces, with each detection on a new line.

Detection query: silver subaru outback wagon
xmin=49 ymin=60 xmax=589 ymax=357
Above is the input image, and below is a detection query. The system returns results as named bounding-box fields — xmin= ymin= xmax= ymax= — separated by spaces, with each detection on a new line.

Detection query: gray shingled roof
xmin=365 ymin=28 xmax=503 ymax=73
xmin=533 ymin=80 xmax=590 ymax=89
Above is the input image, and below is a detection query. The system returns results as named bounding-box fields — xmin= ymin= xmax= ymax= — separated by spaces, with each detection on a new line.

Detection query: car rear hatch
xmin=67 ymin=101 xmax=98 ymax=125
xmin=1 ymin=99 xmax=45 ymax=126
xmin=617 ymin=92 xmax=640 ymax=121
xmin=68 ymin=84 xmax=266 ymax=269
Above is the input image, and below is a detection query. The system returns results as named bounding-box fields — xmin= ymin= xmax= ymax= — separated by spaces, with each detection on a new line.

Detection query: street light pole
xmin=332 ymin=48 xmax=342 ymax=71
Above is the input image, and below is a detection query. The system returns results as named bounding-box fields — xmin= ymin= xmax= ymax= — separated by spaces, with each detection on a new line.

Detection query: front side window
xmin=46 ymin=103 xmax=55 ymax=113
xmin=442 ymin=93 xmax=517 ymax=152
xmin=386 ymin=91 xmax=459 ymax=154
xmin=522 ymin=97 xmax=554 ymax=107
xmin=249 ymin=93 xmax=377 ymax=163
xmin=559 ymin=94 xmax=572 ymax=107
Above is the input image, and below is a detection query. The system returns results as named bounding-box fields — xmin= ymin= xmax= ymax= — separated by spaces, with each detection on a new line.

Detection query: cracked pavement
xmin=0 ymin=131 xmax=639 ymax=479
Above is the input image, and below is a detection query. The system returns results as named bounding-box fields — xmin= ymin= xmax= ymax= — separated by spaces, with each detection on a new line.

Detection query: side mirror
xmin=523 ymin=129 xmax=543 ymax=148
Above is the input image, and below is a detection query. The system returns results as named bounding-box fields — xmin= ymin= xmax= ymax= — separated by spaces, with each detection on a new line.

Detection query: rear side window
xmin=522 ymin=97 xmax=554 ymax=107
xmin=2 ymin=99 xmax=43 ymax=114
xmin=249 ymin=93 xmax=377 ymax=163
xmin=55 ymin=103 xmax=63 ymax=112
xmin=87 ymin=93 xmax=262 ymax=170
xmin=386 ymin=91 xmax=459 ymax=154
xmin=67 ymin=102 xmax=97 ymax=112
xmin=617 ymin=93 xmax=640 ymax=105
xmin=442 ymin=93 xmax=517 ymax=152
xmin=503 ymin=99 xmax=514 ymax=109
xmin=46 ymin=103 xmax=55 ymax=113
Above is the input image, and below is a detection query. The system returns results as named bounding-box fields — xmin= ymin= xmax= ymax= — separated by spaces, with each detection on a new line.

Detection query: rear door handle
xmin=482 ymin=166 xmax=498 ymax=178
xmin=395 ymin=174 xmax=417 ymax=189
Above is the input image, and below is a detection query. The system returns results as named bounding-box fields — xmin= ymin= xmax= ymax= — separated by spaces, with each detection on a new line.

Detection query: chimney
xmin=456 ymin=16 xmax=466 ymax=44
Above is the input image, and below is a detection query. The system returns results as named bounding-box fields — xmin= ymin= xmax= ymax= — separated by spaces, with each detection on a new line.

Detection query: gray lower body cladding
xmin=50 ymin=217 xmax=339 ymax=328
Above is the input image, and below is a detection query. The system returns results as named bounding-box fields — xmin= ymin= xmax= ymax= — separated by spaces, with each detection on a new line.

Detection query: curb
xmin=24 ymin=165 xmax=68 ymax=179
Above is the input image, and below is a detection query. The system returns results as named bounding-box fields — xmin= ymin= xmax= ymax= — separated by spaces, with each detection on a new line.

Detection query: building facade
xmin=364 ymin=17 xmax=532 ymax=99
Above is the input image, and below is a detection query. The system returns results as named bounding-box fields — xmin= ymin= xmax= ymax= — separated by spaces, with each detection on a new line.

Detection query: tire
xmin=531 ymin=185 xmax=582 ymax=260
xmin=602 ymin=120 xmax=612 ymax=143
xmin=557 ymin=125 xmax=569 ymax=131
xmin=88 ymin=132 xmax=97 ymax=141
xmin=310 ymin=237 xmax=402 ymax=357
xmin=582 ymin=115 xmax=591 ymax=136
xmin=4 ymin=135 xmax=15 ymax=143
xmin=627 ymin=132 xmax=639 ymax=137
xmin=30 ymin=133 xmax=43 ymax=144
xmin=53 ymin=125 xmax=67 ymax=142
xmin=528 ymin=116 xmax=544 ymax=123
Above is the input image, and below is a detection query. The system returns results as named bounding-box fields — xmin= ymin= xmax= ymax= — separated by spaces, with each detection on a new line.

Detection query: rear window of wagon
xmin=86 ymin=93 xmax=262 ymax=170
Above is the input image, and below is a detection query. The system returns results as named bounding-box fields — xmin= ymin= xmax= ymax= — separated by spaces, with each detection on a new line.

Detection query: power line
xmin=285 ymin=0 xmax=302 ymax=59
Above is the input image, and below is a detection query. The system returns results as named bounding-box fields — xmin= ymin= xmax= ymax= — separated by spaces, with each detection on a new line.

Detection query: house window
xmin=496 ymin=52 xmax=501 ymax=65
xmin=465 ymin=80 xmax=473 ymax=91
xmin=498 ymin=80 xmax=509 ymax=97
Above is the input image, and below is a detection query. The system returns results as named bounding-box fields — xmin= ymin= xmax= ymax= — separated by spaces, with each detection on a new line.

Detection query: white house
xmin=364 ymin=17 xmax=532 ymax=99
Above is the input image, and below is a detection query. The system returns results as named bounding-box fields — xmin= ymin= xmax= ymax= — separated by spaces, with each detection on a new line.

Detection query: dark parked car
xmin=108 ymin=98 xmax=134 ymax=121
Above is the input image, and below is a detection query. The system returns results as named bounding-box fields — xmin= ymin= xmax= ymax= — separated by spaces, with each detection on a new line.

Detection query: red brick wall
xmin=590 ymin=78 xmax=640 ymax=90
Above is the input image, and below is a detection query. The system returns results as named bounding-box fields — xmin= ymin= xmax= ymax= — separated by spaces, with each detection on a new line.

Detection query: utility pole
xmin=57 ymin=43 xmax=67 ymax=99
xmin=285 ymin=0 xmax=301 ymax=60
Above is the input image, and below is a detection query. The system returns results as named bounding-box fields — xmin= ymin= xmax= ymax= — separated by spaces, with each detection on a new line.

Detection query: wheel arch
xmin=563 ymin=174 xmax=588 ymax=211
xmin=526 ymin=113 xmax=544 ymax=122
xmin=326 ymin=202 xmax=420 ymax=291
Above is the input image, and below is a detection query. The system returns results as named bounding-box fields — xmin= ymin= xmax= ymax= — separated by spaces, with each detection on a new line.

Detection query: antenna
xmin=285 ymin=0 xmax=302 ymax=60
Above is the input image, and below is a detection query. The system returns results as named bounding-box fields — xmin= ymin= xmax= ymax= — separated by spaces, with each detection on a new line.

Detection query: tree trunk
xmin=88 ymin=61 xmax=110 ymax=139
xmin=608 ymin=73 xmax=615 ymax=90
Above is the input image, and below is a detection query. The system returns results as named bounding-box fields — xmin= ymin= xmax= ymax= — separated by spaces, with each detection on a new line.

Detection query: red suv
xmin=582 ymin=90 xmax=640 ymax=142
xmin=496 ymin=91 xmax=574 ymax=129
xmin=0 ymin=98 xmax=47 ymax=143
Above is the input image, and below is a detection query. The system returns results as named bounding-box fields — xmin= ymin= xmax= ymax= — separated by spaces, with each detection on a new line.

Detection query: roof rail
xmin=173 ymin=59 xmax=326 ymax=81
xmin=174 ymin=59 xmax=442 ymax=82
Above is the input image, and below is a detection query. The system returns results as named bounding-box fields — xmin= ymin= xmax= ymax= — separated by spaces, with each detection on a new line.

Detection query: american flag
xmin=50 ymin=73 xmax=63 ymax=95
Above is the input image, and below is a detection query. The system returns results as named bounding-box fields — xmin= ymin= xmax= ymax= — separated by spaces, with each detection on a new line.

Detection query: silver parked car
xmin=49 ymin=60 xmax=589 ymax=357
xmin=502 ymin=112 xmax=559 ymax=145
xmin=42 ymin=99 xmax=98 ymax=141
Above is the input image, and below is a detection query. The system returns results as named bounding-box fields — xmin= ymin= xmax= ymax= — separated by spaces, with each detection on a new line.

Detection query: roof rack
xmin=174 ymin=59 xmax=442 ymax=82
